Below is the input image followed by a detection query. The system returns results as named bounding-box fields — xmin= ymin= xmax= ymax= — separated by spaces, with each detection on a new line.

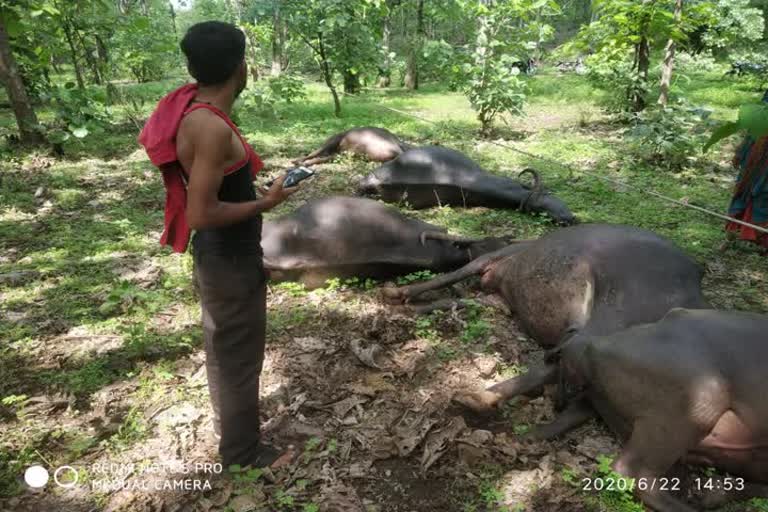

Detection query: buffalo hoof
xmin=452 ymin=389 xmax=502 ymax=416
xmin=380 ymin=285 xmax=406 ymax=304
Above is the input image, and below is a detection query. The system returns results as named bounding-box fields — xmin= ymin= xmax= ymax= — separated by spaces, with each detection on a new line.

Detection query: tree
xmin=658 ymin=0 xmax=683 ymax=106
xmin=459 ymin=0 xmax=558 ymax=134
xmin=285 ymin=0 xmax=382 ymax=114
xmin=376 ymin=0 xmax=401 ymax=87
xmin=404 ymin=0 xmax=424 ymax=90
xmin=576 ymin=0 xmax=687 ymax=112
xmin=0 ymin=2 xmax=47 ymax=145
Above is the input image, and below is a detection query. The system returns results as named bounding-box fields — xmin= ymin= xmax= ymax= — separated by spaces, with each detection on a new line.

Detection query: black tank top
xmin=192 ymin=161 xmax=263 ymax=256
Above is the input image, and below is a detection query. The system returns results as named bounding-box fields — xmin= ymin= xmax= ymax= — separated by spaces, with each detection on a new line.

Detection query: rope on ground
xmin=347 ymin=94 xmax=768 ymax=236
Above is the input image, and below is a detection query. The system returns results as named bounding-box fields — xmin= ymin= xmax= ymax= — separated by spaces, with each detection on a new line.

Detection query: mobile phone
xmin=266 ymin=167 xmax=315 ymax=189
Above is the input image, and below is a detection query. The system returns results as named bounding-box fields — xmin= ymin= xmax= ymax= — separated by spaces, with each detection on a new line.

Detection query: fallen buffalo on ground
xmin=486 ymin=309 xmax=768 ymax=512
xmin=357 ymin=146 xmax=575 ymax=225
xmin=383 ymin=223 xmax=708 ymax=347
xmin=261 ymin=196 xmax=509 ymax=288
xmin=293 ymin=126 xmax=412 ymax=166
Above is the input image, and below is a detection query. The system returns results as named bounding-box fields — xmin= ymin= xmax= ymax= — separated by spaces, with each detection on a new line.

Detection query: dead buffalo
xmin=493 ymin=309 xmax=768 ymax=511
xmin=357 ymin=145 xmax=576 ymax=225
xmin=293 ymin=127 xmax=413 ymax=166
xmin=261 ymin=196 xmax=508 ymax=288
xmin=383 ymin=223 xmax=709 ymax=347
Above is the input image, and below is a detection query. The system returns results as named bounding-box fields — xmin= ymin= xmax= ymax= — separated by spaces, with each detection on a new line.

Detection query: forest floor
xmin=1 ymin=68 xmax=767 ymax=512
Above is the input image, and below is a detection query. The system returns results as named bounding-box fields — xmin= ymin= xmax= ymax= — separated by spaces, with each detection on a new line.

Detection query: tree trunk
xmin=658 ymin=0 xmax=683 ymax=106
xmin=75 ymin=29 xmax=102 ymax=85
xmin=377 ymin=8 xmax=392 ymax=87
xmin=630 ymin=35 xmax=650 ymax=112
xmin=404 ymin=0 xmax=424 ymax=90
xmin=0 ymin=18 xmax=44 ymax=145
xmin=477 ymin=0 xmax=491 ymax=134
xmin=63 ymin=22 xmax=85 ymax=89
xmin=271 ymin=2 xmax=284 ymax=76
xmin=168 ymin=1 xmax=178 ymax=39
xmin=317 ymin=33 xmax=341 ymax=117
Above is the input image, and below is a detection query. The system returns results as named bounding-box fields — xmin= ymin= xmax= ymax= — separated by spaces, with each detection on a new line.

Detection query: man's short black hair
xmin=180 ymin=21 xmax=246 ymax=85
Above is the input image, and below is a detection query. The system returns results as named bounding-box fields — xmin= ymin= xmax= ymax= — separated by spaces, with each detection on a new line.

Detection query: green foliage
xmin=396 ymin=270 xmax=437 ymax=285
xmin=99 ymin=281 xmax=150 ymax=317
xmin=267 ymin=75 xmax=307 ymax=103
xmin=704 ymin=101 xmax=768 ymax=151
xmin=464 ymin=57 xmax=528 ymax=134
xmin=697 ymin=0 xmax=765 ymax=53
xmin=458 ymin=0 xmax=559 ymax=133
xmin=585 ymin=55 xmax=648 ymax=113
xmin=624 ymin=101 xmax=714 ymax=169
xmin=591 ymin=455 xmax=644 ymax=512
xmin=240 ymin=75 xmax=308 ymax=116
xmin=113 ymin=15 xmax=177 ymax=83
xmin=460 ymin=301 xmax=491 ymax=344
xmin=43 ymin=83 xmax=112 ymax=144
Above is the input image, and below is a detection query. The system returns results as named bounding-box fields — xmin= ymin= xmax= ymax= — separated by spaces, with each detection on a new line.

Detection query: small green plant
xmin=460 ymin=302 xmax=491 ymax=344
xmin=302 ymin=504 xmax=320 ymax=512
xmin=343 ymin=277 xmax=377 ymax=291
xmin=1 ymin=395 xmax=28 ymax=407
xmin=228 ymin=464 xmax=264 ymax=487
xmin=624 ymin=101 xmax=713 ymax=170
xmin=107 ymin=408 xmax=148 ymax=452
xmin=275 ymin=489 xmax=295 ymax=509
xmin=464 ymin=57 xmax=528 ymax=136
xmin=99 ymin=281 xmax=150 ymax=316
xmin=561 ymin=467 xmax=578 ymax=485
xmin=414 ymin=315 xmax=440 ymax=342
xmin=512 ymin=424 xmax=530 ymax=436
xmin=396 ymin=270 xmax=436 ymax=285
xmin=275 ymin=281 xmax=308 ymax=298
xmin=267 ymin=75 xmax=307 ymax=104
xmin=590 ymin=455 xmax=644 ymax=512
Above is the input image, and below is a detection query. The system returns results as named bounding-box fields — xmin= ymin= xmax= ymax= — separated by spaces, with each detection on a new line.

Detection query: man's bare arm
xmin=185 ymin=115 xmax=296 ymax=230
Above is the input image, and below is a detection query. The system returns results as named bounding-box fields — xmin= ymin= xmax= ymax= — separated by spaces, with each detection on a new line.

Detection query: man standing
xmin=139 ymin=21 xmax=298 ymax=468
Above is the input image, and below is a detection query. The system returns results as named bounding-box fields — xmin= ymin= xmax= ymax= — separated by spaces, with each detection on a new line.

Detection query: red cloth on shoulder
xmin=138 ymin=84 xmax=264 ymax=253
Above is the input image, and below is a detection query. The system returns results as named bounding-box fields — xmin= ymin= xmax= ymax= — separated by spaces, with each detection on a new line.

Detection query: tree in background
xmin=658 ymin=0 xmax=684 ymax=106
xmin=459 ymin=0 xmax=559 ymax=135
xmin=284 ymin=0 xmax=382 ymax=116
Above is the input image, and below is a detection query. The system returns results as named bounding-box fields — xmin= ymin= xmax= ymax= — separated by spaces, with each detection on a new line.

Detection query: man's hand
xmin=258 ymin=174 xmax=300 ymax=209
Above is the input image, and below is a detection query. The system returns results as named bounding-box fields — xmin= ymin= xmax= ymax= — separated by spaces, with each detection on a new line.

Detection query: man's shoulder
xmin=179 ymin=108 xmax=232 ymax=142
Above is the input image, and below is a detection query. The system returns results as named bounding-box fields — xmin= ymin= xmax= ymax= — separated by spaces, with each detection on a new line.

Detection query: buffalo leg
xmin=382 ymin=245 xmax=523 ymax=303
xmin=524 ymin=398 xmax=593 ymax=441
xmin=299 ymin=154 xmax=335 ymax=166
xmin=381 ymin=257 xmax=488 ymax=303
xmin=409 ymin=295 xmax=509 ymax=315
xmin=453 ymin=364 xmax=557 ymax=415
xmin=612 ymin=417 xmax=703 ymax=512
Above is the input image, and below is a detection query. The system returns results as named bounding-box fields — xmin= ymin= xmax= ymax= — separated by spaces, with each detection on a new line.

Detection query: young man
xmin=139 ymin=21 xmax=298 ymax=468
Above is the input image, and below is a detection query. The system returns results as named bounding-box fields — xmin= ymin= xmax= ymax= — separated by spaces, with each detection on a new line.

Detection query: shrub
xmin=623 ymin=100 xmax=714 ymax=170
xmin=585 ymin=53 xmax=648 ymax=113
xmin=463 ymin=57 xmax=528 ymax=135
xmin=43 ymin=83 xmax=112 ymax=144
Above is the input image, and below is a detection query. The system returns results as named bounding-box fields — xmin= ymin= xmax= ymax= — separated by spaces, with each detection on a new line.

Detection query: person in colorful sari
xmin=725 ymin=90 xmax=768 ymax=254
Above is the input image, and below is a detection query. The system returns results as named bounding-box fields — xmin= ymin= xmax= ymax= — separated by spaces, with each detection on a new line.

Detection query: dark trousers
xmin=193 ymin=247 xmax=267 ymax=467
